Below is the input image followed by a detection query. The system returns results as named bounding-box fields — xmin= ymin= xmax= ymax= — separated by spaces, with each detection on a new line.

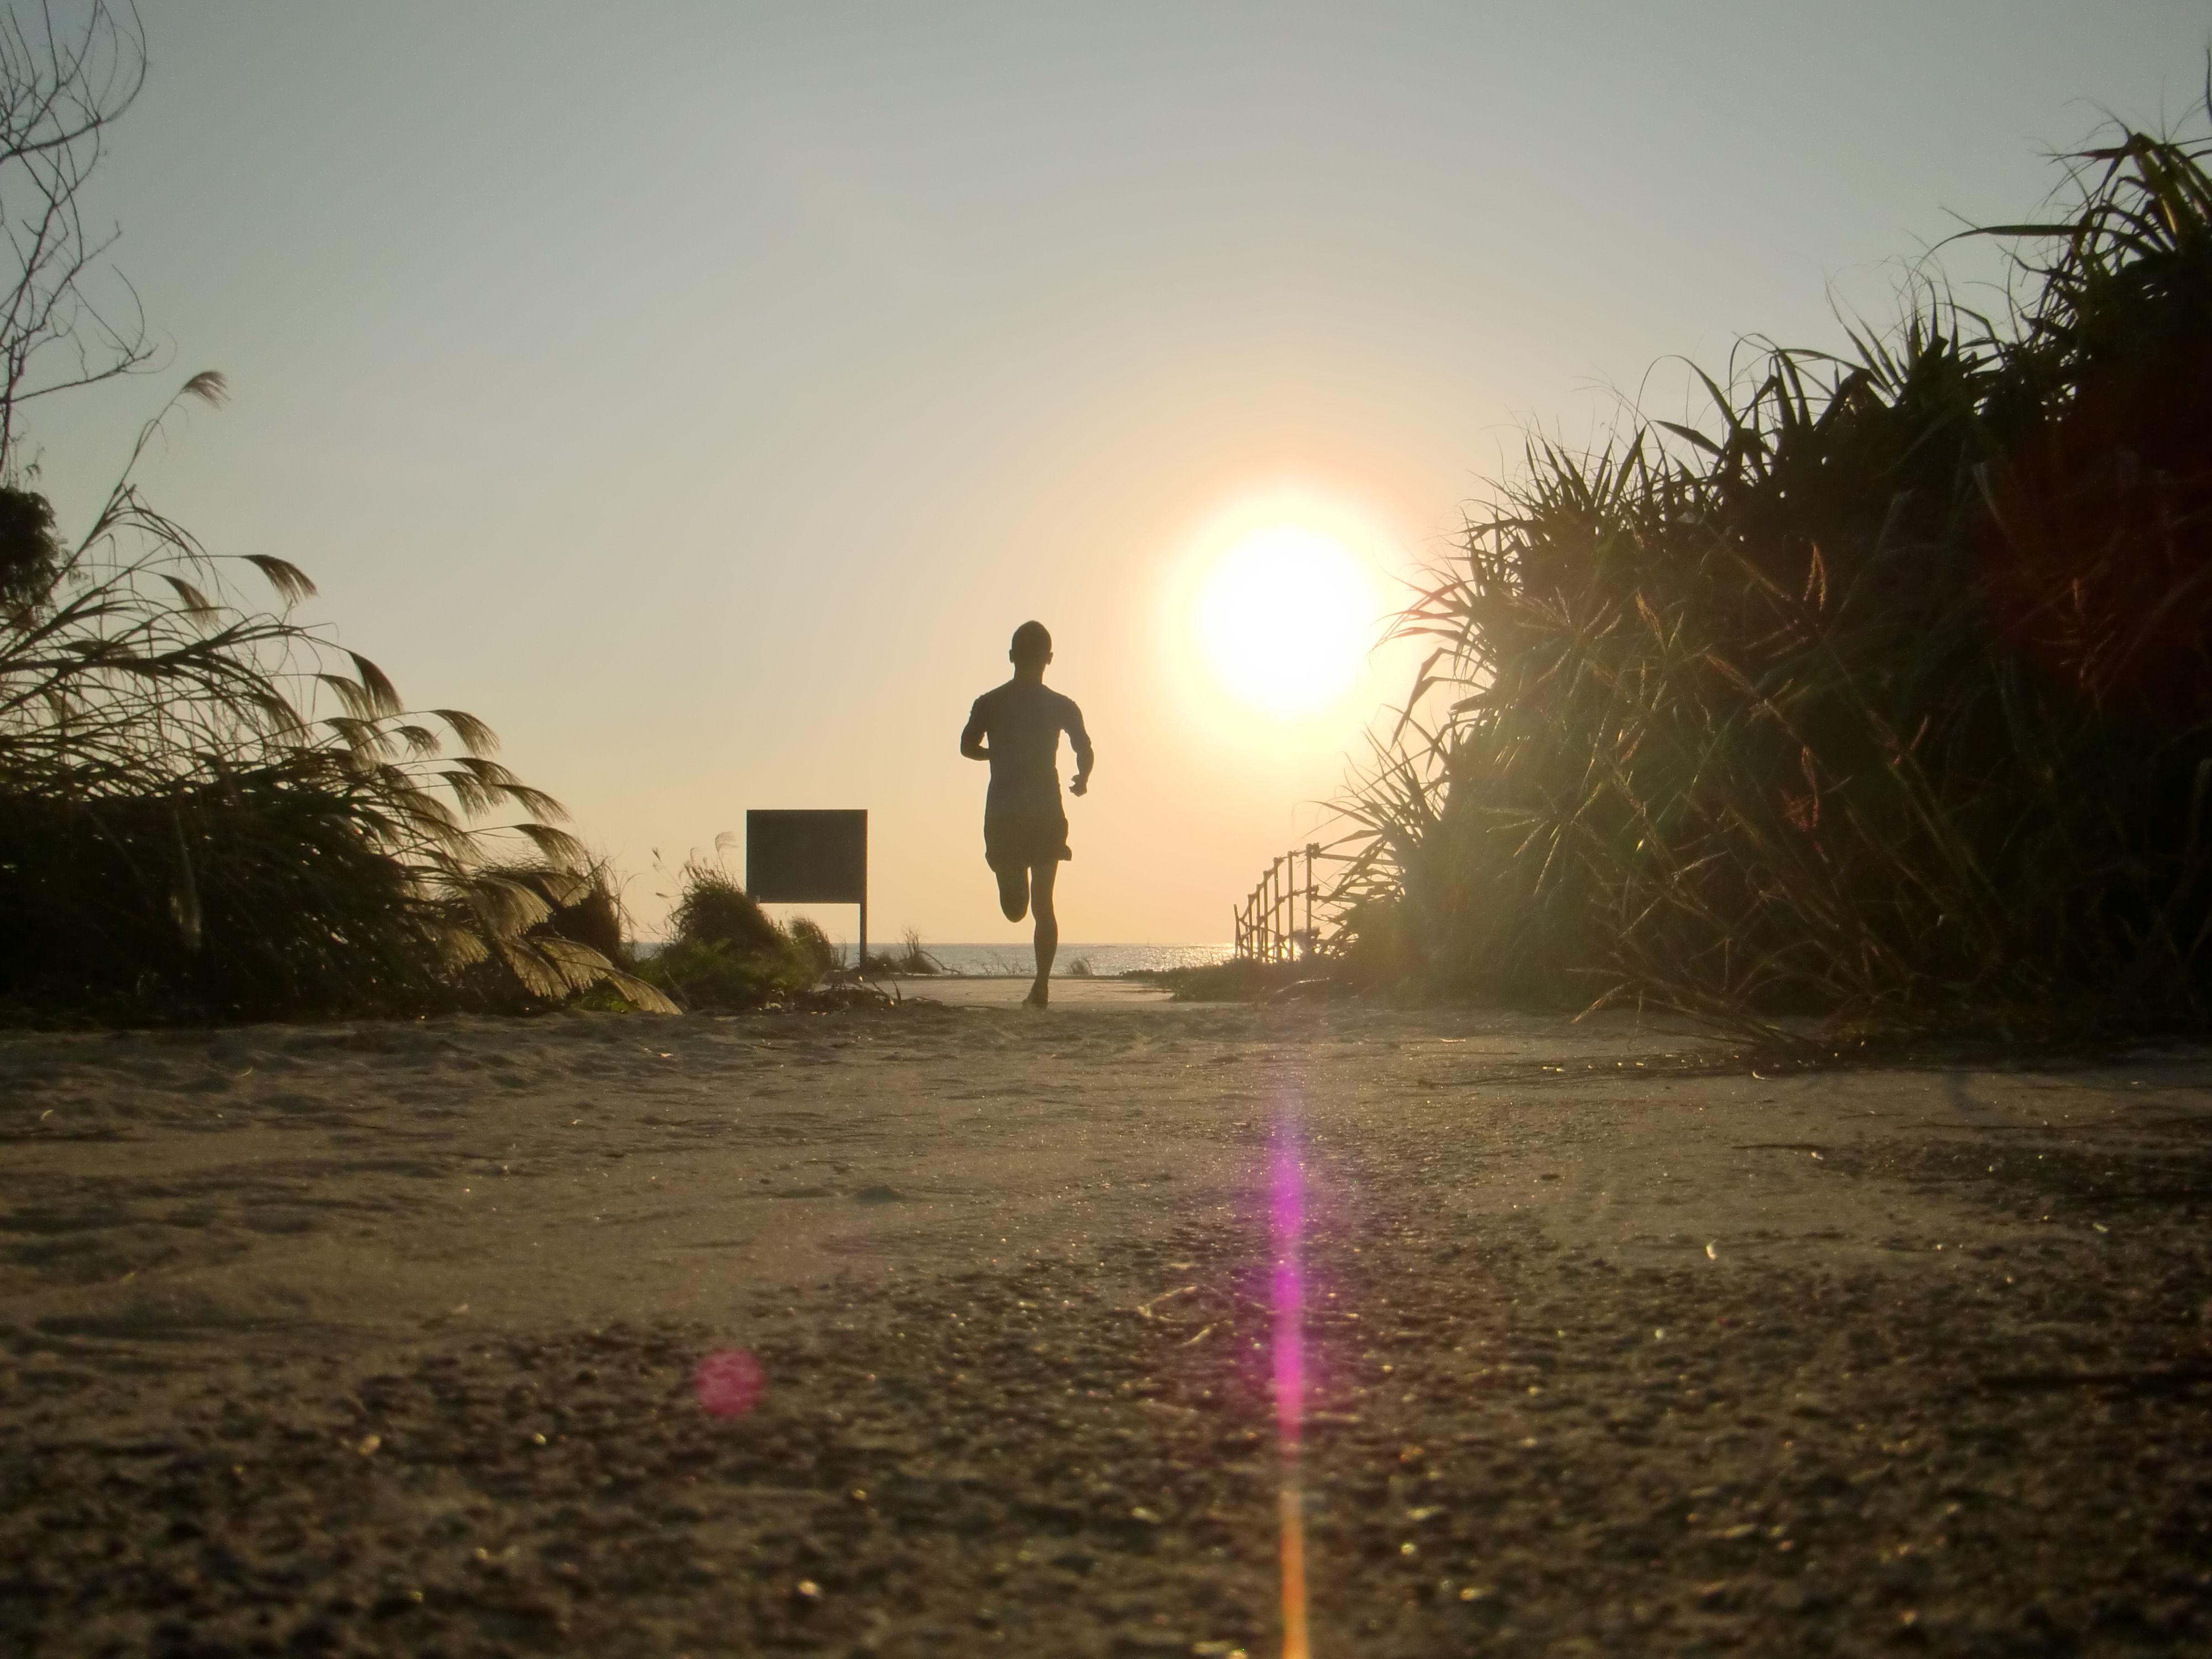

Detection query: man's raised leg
xmin=996 ymin=864 xmax=1029 ymax=923
xmin=1024 ymin=859 xmax=1058 ymax=1007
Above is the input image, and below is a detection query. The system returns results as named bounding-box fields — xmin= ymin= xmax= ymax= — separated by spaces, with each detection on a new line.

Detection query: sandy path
xmin=3 ymin=1001 xmax=2209 ymax=1655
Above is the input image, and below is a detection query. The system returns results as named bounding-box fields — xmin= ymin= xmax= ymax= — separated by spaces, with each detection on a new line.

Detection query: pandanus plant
xmin=1335 ymin=115 xmax=2212 ymax=1040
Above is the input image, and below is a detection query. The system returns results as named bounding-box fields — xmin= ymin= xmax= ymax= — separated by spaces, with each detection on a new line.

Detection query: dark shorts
xmin=984 ymin=796 xmax=1070 ymax=873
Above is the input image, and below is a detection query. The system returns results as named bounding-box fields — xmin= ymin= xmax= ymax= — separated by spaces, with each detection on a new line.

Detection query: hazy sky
xmin=31 ymin=2 xmax=2210 ymax=945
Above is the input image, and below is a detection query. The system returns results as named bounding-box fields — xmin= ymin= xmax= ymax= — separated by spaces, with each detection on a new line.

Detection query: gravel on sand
xmin=2 ymin=1001 xmax=2208 ymax=1656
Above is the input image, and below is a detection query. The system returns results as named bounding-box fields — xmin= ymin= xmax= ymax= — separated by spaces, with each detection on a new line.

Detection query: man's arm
xmin=1065 ymin=702 xmax=1094 ymax=796
xmin=959 ymin=699 xmax=989 ymax=761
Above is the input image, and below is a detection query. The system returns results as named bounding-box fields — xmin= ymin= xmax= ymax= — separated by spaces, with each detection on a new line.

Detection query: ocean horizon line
xmin=630 ymin=941 xmax=1233 ymax=977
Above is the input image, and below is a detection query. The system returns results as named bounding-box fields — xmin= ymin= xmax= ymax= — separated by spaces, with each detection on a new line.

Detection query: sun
xmin=1193 ymin=521 xmax=1380 ymax=718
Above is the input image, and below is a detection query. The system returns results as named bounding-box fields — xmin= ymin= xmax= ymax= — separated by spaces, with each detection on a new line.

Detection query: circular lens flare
xmin=1193 ymin=524 xmax=1378 ymax=718
xmin=693 ymin=1349 xmax=765 ymax=1417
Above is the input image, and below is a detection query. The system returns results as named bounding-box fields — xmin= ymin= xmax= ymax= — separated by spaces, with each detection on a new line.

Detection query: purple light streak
xmin=1271 ymin=1128 xmax=1311 ymax=1659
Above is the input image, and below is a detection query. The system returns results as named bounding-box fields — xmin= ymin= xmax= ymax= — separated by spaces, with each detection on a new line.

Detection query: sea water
xmin=907 ymin=942 xmax=1231 ymax=977
xmin=627 ymin=940 xmax=1233 ymax=976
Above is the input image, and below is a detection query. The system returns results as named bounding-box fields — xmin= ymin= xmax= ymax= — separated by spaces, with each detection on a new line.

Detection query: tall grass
xmin=0 ymin=379 xmax=673 ymax=1020
xmin=0 ymin=7 xmax=674 ymax=1022
xmin=1337 ymin=121 xmax=2212 ymax=1038
xmin=636 ymin=858 xmax=841 ymax=1011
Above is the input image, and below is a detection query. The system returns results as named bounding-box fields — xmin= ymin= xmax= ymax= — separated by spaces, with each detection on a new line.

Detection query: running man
xmin=959 ymin=621 xmax=1093 ymax=1008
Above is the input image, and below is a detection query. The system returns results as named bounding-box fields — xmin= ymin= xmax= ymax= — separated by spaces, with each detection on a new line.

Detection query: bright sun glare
xmin=1194 ymin=523 xmax=1379 ymax=718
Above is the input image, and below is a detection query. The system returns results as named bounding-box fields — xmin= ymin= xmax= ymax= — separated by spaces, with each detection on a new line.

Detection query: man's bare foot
xmin=1022 ymin=978 xmax=1049 ymax=1009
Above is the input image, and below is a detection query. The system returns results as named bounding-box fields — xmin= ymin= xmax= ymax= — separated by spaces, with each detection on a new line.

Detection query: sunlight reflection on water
xmin=889 ymin=943 xmax=1232 ymax=977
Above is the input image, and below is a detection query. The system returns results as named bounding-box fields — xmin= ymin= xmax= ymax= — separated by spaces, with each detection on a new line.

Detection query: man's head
xmin=1009 ymin=620 xmax=1052 ymax=672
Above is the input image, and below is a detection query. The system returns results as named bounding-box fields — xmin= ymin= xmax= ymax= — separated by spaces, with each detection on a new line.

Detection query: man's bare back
xmin=959 ymin=622 xmax=1093 ymax=1007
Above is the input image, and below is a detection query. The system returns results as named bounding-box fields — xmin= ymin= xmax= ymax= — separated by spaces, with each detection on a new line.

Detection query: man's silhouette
xmin=960 ymin=621 xmax=1093 ymax=1008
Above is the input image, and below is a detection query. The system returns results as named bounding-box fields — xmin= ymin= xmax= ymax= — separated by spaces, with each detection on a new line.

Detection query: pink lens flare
xmin=1270 ymin=1125 xmax=1312 ymax=1659
xmin=693 ymin=1348 xmax=766 ymax=1417
xmin=1270 ymin=1140 xmax=1307 ymax=1447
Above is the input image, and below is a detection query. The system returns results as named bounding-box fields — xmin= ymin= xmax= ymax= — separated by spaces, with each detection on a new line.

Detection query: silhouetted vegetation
xmin=1336 ymin=117 xmax=2212 ymax=1040
xmin=862 ymin=927 xmax=943 ymax=975
xmin=635 ymin=861 xmax=846 ymax=1011
xmin=0 ymin=400 xmax=674 ymax=1022
xmin=0 ymin=7 xmax=669 ymax=1024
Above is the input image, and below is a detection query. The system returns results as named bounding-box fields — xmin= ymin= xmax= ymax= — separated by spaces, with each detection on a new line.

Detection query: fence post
xmin=1233 ymin=843 xmax=1334 ymax=964
xmin=1267 ymin=861 xmax=1276 ymax=962
xmin=1305 ymin=842 xmax=1320 ymax=960
xmin=1265 ymin=863 xmax=1283 ymax=969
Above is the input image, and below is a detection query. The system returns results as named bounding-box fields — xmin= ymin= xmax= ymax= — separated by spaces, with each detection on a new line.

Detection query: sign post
xmin=744 ymin=810 xmax=869 ymax=973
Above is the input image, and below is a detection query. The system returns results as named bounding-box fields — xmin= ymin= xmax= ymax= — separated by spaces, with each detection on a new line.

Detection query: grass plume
xmin=0 ymin=379 xmax=674 ymax=1021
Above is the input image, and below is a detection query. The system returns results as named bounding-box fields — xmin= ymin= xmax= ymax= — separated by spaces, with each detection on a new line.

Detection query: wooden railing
xmin=1235 ymin=843 xmax=1322 ymax=963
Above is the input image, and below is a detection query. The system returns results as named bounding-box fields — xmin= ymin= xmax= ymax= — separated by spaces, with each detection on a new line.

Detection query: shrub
xmin=787 ymin=916 xmax=842 ymax=980
xmin=636 ymin=862 xmax=834 ymax=1011
xmin=0 ymin=382 xmax=673 ymax=1022
xmin=1338 ymin=121 xmax=2212 ymax=1039
xmin=0 ymin=8 xmax=671 ymax=1024
xmin=669 ymin=864 xmax=786 ymax=958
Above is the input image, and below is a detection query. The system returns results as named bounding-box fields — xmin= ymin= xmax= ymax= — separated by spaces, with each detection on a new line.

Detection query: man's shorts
xmin=984 ymin=796 xmax=1071 ymax=873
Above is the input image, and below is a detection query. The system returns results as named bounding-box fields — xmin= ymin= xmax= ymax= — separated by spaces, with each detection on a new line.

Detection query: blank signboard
xmin=745 ymin=810 xmax=867 ymax=904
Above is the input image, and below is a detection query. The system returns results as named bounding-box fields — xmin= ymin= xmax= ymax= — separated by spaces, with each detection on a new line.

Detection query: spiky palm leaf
xmin=1335 ymin=117 xmax=2212 ymax=1039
